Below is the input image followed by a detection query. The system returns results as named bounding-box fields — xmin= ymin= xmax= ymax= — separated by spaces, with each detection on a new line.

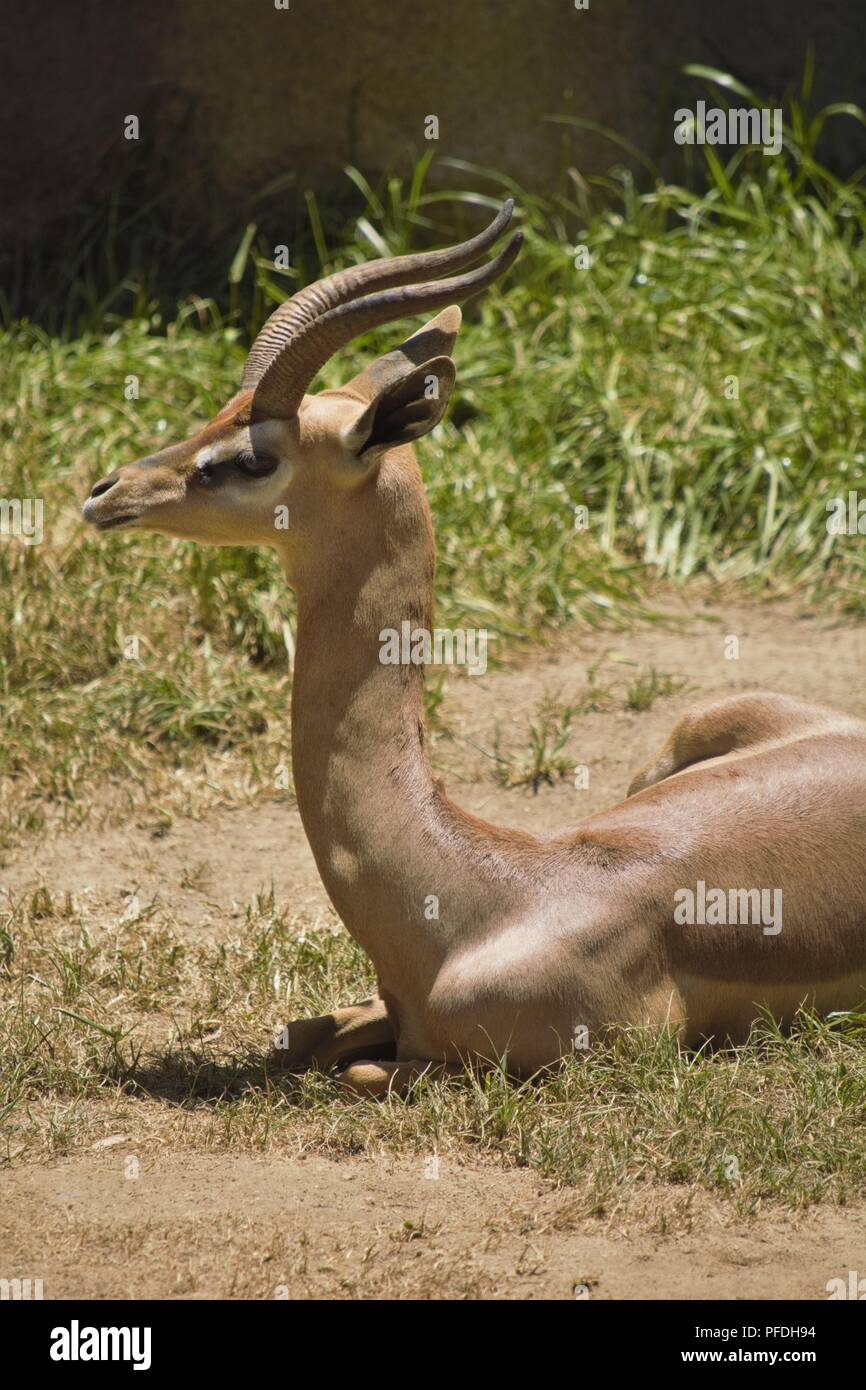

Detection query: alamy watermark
xmin=674 ymin=880 xmax=782 ymax=936
xmin=826 ymin=491 xmax=866 ymax=535
xmin=674 ymin=101 xmax=783 ymax=156
xmin=0 ymin=497 xmax=43 ymax=545
xmin=1 ymin=1276 xmax=44 ymax=1300
xmin=50 ymin=1321 xmax=152 ymax=1370
xmin=826 ymin=1270 xmax=866 ymax=1299
xmin=379 ymin=621 xmax=489 ymax=676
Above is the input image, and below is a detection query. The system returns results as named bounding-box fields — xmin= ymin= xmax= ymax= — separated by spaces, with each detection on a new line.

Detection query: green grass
xmin=625 ymin=665 xmax=688 ymax=712
xmin=2 ymin=890 xmax=864 ymax=1217
xmin=491 ymin=665 xmax=686 ymax=789
xmin=1 ymin=68 xmax=865 ymax=821
xmin=494 ymin=695 xmax=580 ymax=791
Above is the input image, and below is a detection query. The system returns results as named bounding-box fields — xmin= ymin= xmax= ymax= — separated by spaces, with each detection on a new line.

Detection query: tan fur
xmin=83 ymin=309 xmax=866 ymax=1096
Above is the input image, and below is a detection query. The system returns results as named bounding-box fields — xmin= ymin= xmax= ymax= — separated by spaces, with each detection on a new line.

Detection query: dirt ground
xmin=2 ymin=597 xmax=866 ymax=1300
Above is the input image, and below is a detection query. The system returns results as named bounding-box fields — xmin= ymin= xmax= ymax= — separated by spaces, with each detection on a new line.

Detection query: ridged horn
xmin=242 ymin=201 xmax=521 ymax=420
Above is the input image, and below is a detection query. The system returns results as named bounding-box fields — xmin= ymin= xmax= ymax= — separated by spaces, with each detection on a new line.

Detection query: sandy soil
xmin=3 ymin=1154 xmax=865 ymax=1300
xmin=2 ymin=598 xmax=865 ymax=1300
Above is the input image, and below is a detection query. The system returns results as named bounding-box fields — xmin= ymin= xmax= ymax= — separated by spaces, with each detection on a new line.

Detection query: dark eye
xmin=234 ymin=452 xmax=278 ymax=479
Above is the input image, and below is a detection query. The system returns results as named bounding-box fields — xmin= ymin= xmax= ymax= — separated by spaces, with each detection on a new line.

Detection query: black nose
xmin=90 ymin=476 xmax=118 ymax=499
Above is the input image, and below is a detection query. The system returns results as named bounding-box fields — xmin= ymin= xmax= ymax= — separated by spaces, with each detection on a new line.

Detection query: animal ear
xmin=358 ymin=305 xmax=462 ymax=385
xmin=342 ymin=355 xmax=457 ymax=457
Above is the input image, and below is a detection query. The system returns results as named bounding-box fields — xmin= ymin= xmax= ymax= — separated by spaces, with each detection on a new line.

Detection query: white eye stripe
xmin=194 ymin=419 xmax=289 ymax=468
xmin=206 ymin=434 xmax=249 ymax=464
xmin=210 ymin=429 xmax=280 ymax=460
xmin=193 ymin=441 xmax=292 ymax=494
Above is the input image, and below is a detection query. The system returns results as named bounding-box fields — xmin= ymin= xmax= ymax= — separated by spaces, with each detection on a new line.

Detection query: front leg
xmin=271 ymin=996 xmax=395 ymax=1071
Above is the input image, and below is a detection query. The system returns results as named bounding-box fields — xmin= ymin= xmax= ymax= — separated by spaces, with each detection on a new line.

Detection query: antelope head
xmin=82 ymin=202 xmax=521 ymax=572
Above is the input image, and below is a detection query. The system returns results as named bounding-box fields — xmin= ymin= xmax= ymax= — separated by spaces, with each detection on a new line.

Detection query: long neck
xmin=283 ymin=452 xmax=528 ymax=1001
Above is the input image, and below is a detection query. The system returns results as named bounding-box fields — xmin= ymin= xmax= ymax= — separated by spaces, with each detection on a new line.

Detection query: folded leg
xmin=271 ymin=995 xmax=395 ymax=1070
xmin=338 ymin=1058 xmax=467 ymax=1098
xmin=627 ymin=692 xmax=828 ymax=796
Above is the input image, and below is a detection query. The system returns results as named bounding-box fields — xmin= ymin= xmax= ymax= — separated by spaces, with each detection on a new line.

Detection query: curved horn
xmin=242 ymin=200 xmax=514 ymax=394
xmin=248 ymin=224 xmax=523 ymax=420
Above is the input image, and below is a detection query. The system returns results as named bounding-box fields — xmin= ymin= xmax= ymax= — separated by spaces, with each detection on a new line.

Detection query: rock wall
xmin=1 ymin=0 xmax=864 ymax=241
